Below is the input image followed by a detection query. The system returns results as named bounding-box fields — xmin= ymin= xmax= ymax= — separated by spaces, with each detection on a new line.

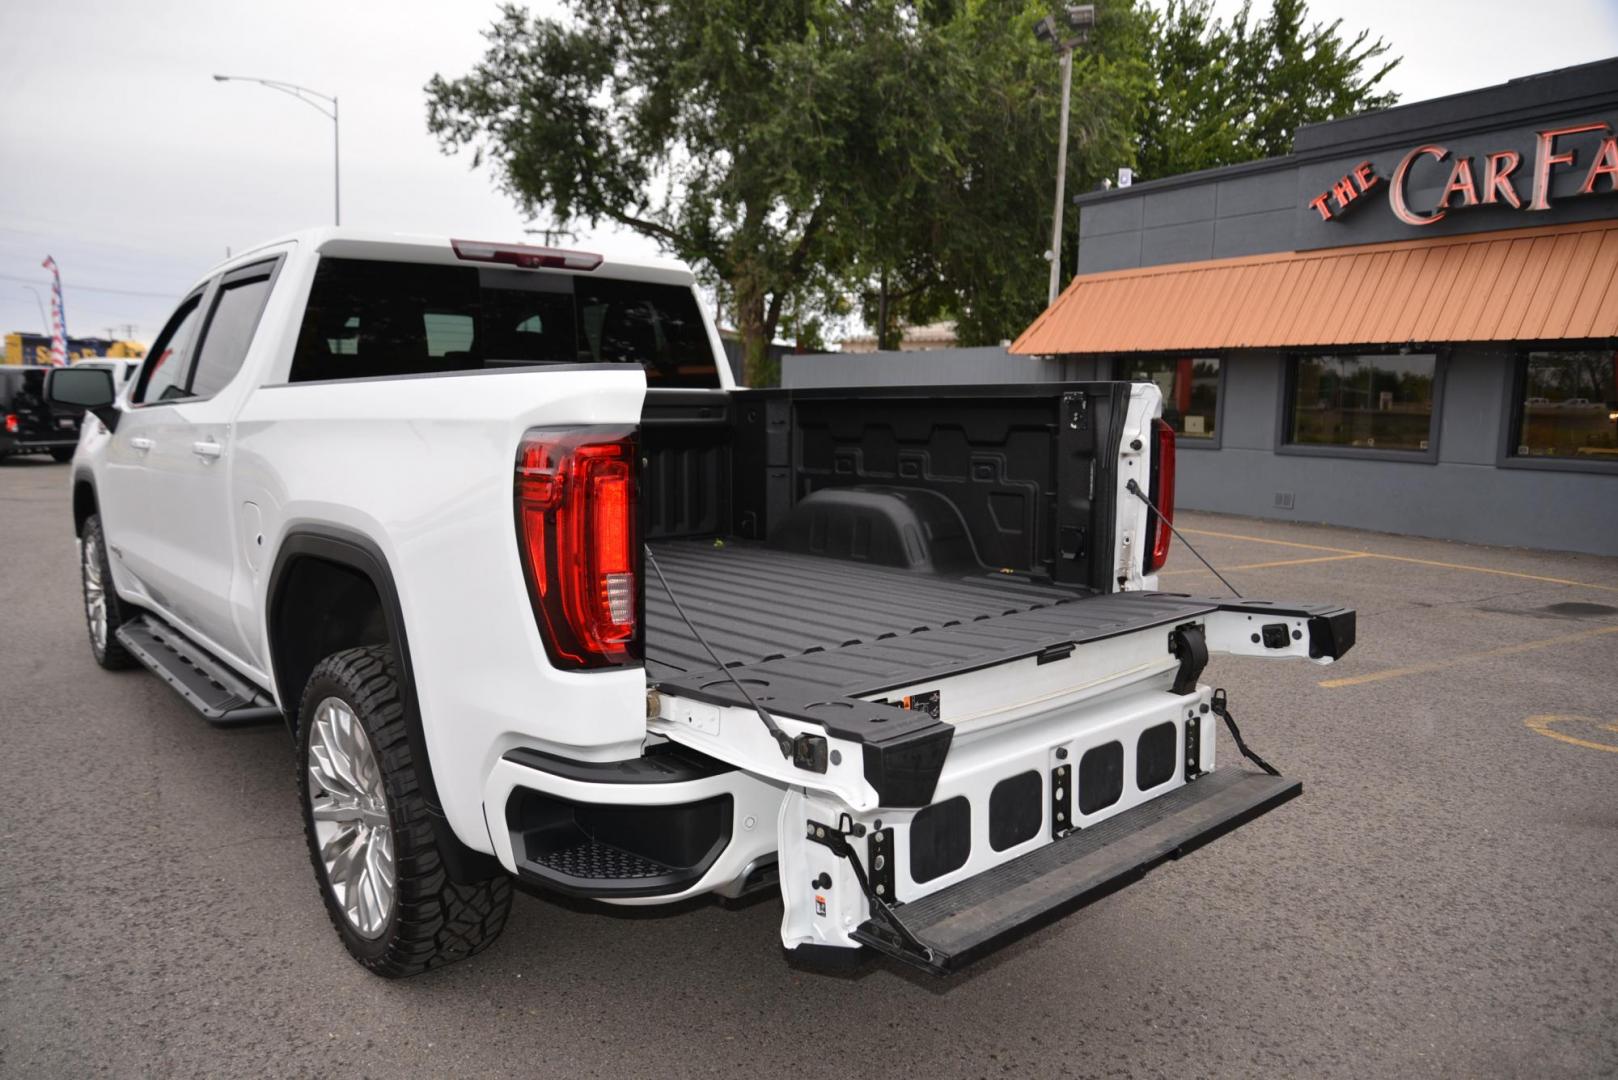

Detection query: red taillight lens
xmin=515 ymin=427 xmax=639 ymax=669
xmin=3 ymin=414 xmax=17 ymax=435
xmin=1144 ymin=418 xmax=1176 ymax=573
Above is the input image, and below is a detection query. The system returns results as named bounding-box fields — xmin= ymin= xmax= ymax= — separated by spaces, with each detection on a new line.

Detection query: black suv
xmin=0 ymin=365 xmax=113 ymax=463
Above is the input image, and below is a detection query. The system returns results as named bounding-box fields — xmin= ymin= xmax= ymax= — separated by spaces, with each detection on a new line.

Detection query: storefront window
xmin=1287 ymin=353 xmax=1437 ymax=452
xmin=1511 ymin=350 xmax=1618 ymax=463
xmin=1116 ymin=356 xmax=1220 ymax=438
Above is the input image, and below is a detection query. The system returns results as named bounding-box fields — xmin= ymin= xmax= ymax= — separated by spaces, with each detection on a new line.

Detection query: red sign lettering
xmin=1390 ymin=145 xmax=1449 ymax=226
xmin=1580 ymin=135 xmax=1618 ymax=195
xmin=1483 ymin=150 xmax=1523 ymax=208
xmin=1307 ymin=160 xmax=1382 ymax=222
xmin=1306 ymin=121 xmax=1616 ymax=224
xmin=1531 ymin=122 xmax=1609 ymax=210
xmin=1438 ymin=156 xmax=1479 ymax=208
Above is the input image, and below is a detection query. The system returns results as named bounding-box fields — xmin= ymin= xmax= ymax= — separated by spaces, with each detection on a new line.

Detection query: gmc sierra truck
xmin=60 ymin=229 xmax=1355 ymax=977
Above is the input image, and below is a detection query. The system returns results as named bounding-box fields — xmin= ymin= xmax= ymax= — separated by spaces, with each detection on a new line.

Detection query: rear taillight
xmin=3 ymin=414 xmax=16 ymax=434
xmin=1143 ymin=418 xmax=1176 ymax=573
xmin=515 ymin=427 xmax=639 ymax=669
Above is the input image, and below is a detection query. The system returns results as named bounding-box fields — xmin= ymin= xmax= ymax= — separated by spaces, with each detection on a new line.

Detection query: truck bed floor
xmin=644 ymin=539 xmax=1216 ymax=702
xmin=644 ymin=539 xmax=1103 ymax=680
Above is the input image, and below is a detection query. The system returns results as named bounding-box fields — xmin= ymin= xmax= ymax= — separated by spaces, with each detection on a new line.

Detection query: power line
xmin=0 ymin=272 xmax=183 ymax=300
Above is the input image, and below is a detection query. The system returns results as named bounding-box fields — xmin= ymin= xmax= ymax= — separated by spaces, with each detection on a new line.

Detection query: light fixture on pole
xmin=1034 ymin=5 xmax=1095 ymax=305
xmin=213 ymin=74 xmax=340 ymax=225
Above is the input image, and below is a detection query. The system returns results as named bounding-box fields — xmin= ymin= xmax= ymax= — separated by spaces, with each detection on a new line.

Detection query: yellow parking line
xmin=1159 ymin=553 xmax=1372 ymax=577
xmin=1179 ymin=527 xmax=1618 ymax=594
xmin=1320 ymin=624 xmax=1618 ymax=688
xmin=1179 ymin=527 xmax=1362 ymax=556
xmin=1362 ymin=553 xmax=1618 ymax=594
xmin=1525 ymin=715 xmax=1618 ymax=754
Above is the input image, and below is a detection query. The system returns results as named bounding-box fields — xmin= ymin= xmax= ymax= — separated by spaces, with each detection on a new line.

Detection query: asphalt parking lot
xmin=2 ymin=458 xmax=1616 ymax=1079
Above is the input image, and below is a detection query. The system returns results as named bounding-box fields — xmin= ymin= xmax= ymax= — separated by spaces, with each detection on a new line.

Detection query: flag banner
xmin=42 ymin=255 xmax=68 ymax=366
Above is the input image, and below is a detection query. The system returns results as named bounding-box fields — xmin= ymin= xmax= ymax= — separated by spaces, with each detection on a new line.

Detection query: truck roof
xmin=200 ymin=227 xmax=693 ymax=289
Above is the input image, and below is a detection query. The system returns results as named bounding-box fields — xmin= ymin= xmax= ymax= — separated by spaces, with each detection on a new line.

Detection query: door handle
xmin=129 ymin=436 xmax=154 ymax=453
xmin=192 ymin=439 xmax=223 ymax=460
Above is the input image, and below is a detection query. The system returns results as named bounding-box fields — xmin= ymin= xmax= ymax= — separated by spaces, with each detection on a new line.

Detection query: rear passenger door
xmin=136 ymin=258 xmax=280 ymax=668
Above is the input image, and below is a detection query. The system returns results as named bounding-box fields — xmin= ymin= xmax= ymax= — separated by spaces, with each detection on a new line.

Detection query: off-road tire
xmin=81 ymin=514 xmax=138 ymax=669
xmin=297 ymin=645 xmax=512 ymax=977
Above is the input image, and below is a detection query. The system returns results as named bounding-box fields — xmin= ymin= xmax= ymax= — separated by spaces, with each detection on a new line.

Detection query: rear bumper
xmin=484 ymin=745 xmax=782 ymax=904
xmin=0 ymin=434 xmax=77 ymax=454
xmin=853 ymin=766 xmax=1299 ymax=973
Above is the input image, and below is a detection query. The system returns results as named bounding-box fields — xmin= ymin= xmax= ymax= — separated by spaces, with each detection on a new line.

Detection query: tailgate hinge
xmin=1169 ymin=624 xmax=1208 ymax=695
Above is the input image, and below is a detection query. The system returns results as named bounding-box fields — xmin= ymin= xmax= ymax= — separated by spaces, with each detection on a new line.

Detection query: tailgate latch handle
xmin=1169 ymin=624 xmax=1208 ymax=695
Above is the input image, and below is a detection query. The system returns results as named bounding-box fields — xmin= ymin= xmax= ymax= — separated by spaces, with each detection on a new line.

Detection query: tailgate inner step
xmin=115 ymin=615 xmax=280 ymax=726
xmin=852 ymin=767 xmax=1301 ymax=974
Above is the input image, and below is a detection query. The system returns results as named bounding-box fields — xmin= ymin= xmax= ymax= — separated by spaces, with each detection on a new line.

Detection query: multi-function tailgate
xmin=645 ymin=541 xmax=1352 ymax=973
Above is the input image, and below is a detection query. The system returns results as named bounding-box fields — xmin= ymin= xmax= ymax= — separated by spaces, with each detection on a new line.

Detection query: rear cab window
xmin=188 ymin=261 xmax=278 ymax=399
xmin=289 ymin=257 xmax=720 ymax=386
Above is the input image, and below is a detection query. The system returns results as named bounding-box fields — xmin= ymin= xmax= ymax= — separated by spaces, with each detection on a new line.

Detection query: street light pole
xmin=1048 ymin=48 xmax=1073 ymax=306
xmin=213 ymin=74 xmax=340 ymax=225
xmin=1033 ymin=6 xmax=1095 ymax=306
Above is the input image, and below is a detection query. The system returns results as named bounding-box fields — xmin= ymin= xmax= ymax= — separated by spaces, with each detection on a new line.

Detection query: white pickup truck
xmin=60 ymin=229 xmax=1355 ymax=977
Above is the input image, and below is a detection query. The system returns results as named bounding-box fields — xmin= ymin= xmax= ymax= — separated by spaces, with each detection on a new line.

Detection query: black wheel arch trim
xmin=268 ymin=523 xmax=501 ymax=883
xmin=71 ymin=469 xmax=98 ymax=536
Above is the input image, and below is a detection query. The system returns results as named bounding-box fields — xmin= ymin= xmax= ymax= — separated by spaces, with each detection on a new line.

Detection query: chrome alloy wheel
xmin=307 ymin=697 xmax=396 ymax=939
xmin=82 ymin=533 xmax=107 ymax=653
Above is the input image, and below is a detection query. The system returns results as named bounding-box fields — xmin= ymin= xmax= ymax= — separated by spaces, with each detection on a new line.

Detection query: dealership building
xmin=1009 ymin=59 xmax=1618 ymax=556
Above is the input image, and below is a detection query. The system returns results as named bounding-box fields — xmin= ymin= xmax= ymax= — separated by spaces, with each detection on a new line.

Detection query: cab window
xmin=188 ymin=265 xmax=277 ymax=399
xmin=134 ymin=294 xmax=204 ymax=405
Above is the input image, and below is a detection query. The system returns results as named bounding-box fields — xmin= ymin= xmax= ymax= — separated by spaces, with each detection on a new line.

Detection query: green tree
xmin=1137 ymin=0 xmax=1400 ymax=182
xmin=425 ymin=1 xmax=1149 ymax=374
xmin=813 ymin=0 xmax=1150 ymax=351
xmin=428 ymin=2 xmax=940 ymax=384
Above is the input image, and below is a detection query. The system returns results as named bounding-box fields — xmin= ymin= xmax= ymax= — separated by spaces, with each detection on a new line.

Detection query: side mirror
xmin=46 ymin=367 xmax=121 ymax=432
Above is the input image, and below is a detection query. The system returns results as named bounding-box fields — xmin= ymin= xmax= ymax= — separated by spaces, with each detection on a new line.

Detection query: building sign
xmin=1307 ymin=121 xmax=1618 ymax=225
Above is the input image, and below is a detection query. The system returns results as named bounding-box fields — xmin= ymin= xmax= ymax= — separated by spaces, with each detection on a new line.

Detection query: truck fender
xmin=267 ymin=524 xmax=500 ymax=883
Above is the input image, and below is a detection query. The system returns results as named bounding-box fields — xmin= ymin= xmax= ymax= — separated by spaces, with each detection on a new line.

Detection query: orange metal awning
xmin=1010 ymin=219 xmax=1618 ymax=355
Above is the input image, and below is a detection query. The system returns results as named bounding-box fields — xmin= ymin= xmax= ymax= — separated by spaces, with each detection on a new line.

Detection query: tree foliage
xmin=427 ymin=0 xmax=1400 ymax=381
xmin=1137 ymin=0 xmax=1399 ymax=181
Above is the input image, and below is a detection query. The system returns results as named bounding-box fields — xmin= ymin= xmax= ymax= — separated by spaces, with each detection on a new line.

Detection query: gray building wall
xmin=1176 ymin=351 xmax=1618 ymax=556
xmin=1059 ymin=59 xmax=1618 ymax=557
xmin=1075 ymin=58 xmax=1618 ymax=276
xmin=783 ymin=346 xmax=1087 ymax=387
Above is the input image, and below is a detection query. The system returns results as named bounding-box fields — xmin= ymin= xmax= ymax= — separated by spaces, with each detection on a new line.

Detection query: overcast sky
xmin=1 ymin=0 xmax=1615 ymax=345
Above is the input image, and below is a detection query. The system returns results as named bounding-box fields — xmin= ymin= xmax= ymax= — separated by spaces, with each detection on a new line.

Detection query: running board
xmin=851 ymin=768 xmax=1300 ymax=974
xmin=115 ymin=615 xmax=281 ymax=726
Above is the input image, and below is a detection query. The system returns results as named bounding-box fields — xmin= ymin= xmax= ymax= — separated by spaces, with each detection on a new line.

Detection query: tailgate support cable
xmin=645 ymin=546 xmax=795 ymax=759
xmin=1210 ymin=688 xmax=1282 ymax=777
xmin=1121 ymin=483 xmax=1283 ymax=777
xmin=1124 ymin=479 xmax=1241 ymax=598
